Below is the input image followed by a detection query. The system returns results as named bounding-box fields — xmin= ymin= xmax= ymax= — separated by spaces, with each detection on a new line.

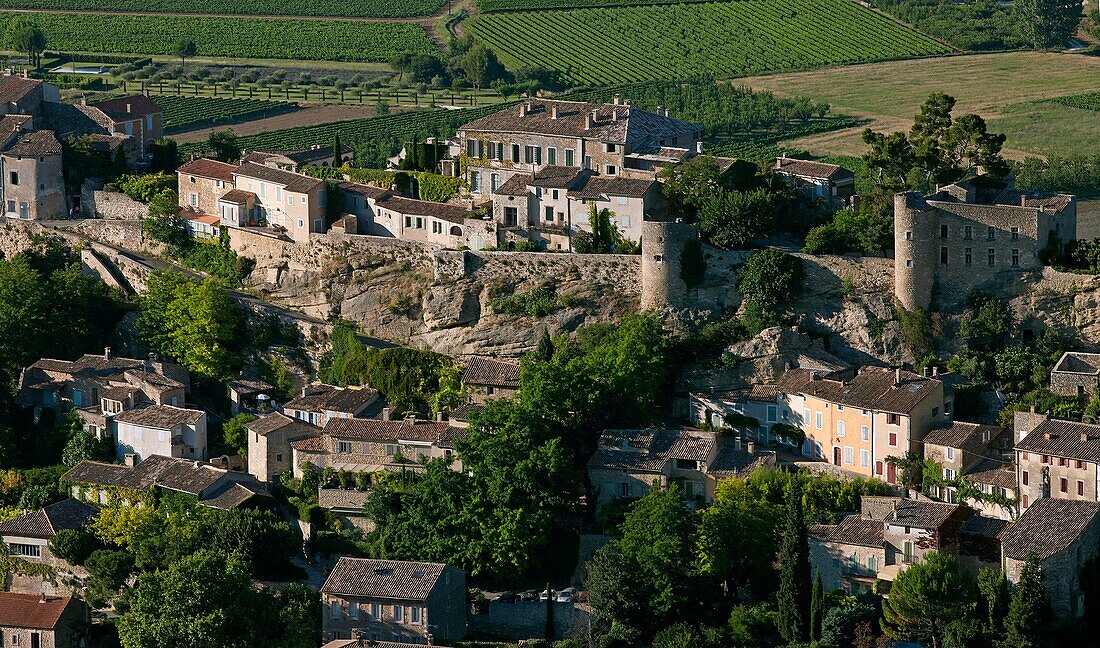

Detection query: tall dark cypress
xmin=777 ymin=478 xmax=811 ymax=644
xmin=810 ymin=570 xmax=825 ymax=642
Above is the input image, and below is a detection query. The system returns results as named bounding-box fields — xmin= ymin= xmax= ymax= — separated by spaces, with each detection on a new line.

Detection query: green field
xmin=467 ymin=0 xmax=951 ymax=85
xmin=154 ymin=96 xmax=300 ymax=133
xmin=0 ymin=12 xmax=437 ymax=62
xmin=1049 ymin=92 xmax=1100 ymax=112
xmin=0 ymin=0 xmax=443 ymax=16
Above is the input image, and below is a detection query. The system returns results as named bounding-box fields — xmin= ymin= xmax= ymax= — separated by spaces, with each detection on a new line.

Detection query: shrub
xmin=85 ymin=549 xmax=135 ymax=592
xmin=489 ymin=285 xmax=561 ymax=317
xmin=738 ymin=249 xmax=802 ymax=333
xmin=48 ymin=527 xmax=97 ymax=565
xmin=118 ymin=173 xmax=174 ymax=203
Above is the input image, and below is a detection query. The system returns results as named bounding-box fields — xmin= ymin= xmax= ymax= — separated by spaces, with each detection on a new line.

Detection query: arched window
xmin=450 ymin=226 xmax=462 ymax=236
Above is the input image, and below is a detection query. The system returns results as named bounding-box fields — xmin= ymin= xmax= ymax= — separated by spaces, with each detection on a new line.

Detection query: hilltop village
xmin=0 ymin=10 xmax=1097 ymax=645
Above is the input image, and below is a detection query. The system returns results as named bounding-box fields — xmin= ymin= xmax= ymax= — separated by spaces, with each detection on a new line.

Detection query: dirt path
xmin=171 ymin=104 xmax=376 ymax=143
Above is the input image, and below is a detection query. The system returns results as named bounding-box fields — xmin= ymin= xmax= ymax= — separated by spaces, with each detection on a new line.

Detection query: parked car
xmin=519 ymin=590 xmax=539 ymax=602
xmin=539 ymin=588 xmax=554 ymax=601
xmin=494 ymin=591 xmax=519 ymax=603
xmin=555 ymin=587 xmax=577 ymax=603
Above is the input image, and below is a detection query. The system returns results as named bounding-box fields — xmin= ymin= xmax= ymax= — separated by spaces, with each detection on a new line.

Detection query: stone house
xmin=810 ymin=513 xmax=886 ymax=595
xmin=283 ymin=384 xmax=381 ymax=428
xmin=461 ymin=357 xmax=520 ymax=405
xmin=0 ymin=74 xmax=55 ymax=118
xmin=778 ymin=366 xmax=952 ymax=484
xmin=0 ymin=129 xmax=65 ymax=220
xmin=291 ymin=415 xmax=464 ymax=478
xmin=246 ymin=411 xmax=319 ymax=483
xmin=0 ymin=592 xmax=90 ymax=648
xmin=87 ymin=94 xmax=163 ymax=160
xmin=112 ymin=403 xmax=208 ymax=462
xmin=1000 ymin=498 xmax=1100 ymax=620
xmin=587 ymin=427 xmax=774 ymax=506
xmin=177 ymin=157 xmax=237 ymax=216
xmin=227 ymin=162 xmax=327 ymax=244
xmin=244 ymin=145 xmax=354 ymax=171
xmin=227 ymin=376 xmax=274 ymax=415
xmin=922 ymin=420 xmax=1016 ymax=519
xmin=322 ymin=638 xmax=434 ymax=648
xmin=689 ymin=384 xmax=783 ymax=446
xmin=882 ymin=496 xmax=967 ymax=566
xmin=66 ymin=454 xmax=270 ymax=511
xmin=894 ymin=177 xmax=1076 ymax=310
xmin=1015 ymin=418 xmax=1100 ymax=511
xmin=0 ymin=498 xmax=96 ymax=596
xmin=320 ymin=557 xmax=467 ymax=644
xmin=773 ymin=157 xmax=855 ymax=204
xmin=1049 ymin=351 xmax=1100 ymax=397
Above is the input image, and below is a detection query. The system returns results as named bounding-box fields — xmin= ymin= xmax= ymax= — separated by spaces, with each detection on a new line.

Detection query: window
xmin=905 ymin=230 xmax=913 ymax=241
xmin=552 ymin=189 xmax=559 ymax=200
xmin=371 ymin=603 xmax=382 ymax=621
xmin=844 ymin=446 xmax=854 ymax=464
xmin=675 ymin=458 xmax=699 ymax=470
xmin=1011 ymin=226 xmax=1020 ymax=241
xmin=861 ymin=425 xmax=870 ymax=441
xmin=276 ymin=453 xmax=283 ymax=462
xmin=490 ymin=173 xmax=500 ymax=192
xmin=945 ymin=468 xmax=957 ymax=480
xmin=946 ymin=447 xmax=955 ymax=461
xmin=189 ymin=192 xmax=197 ymax=207
xmin=767 ymin=405 xmax=778 ymax=422
xmin=905 ymin=259 xmax=913 ymax=268
xmin=1079 ymin=480 xmax=1085 ymax=496
xmin=1022 ymin=471 xmax=1029 ymax=485
xmin=547 ymin=148 xmax=556 ymax=165
xmin=620 ymin=482 xmax=631 ymax=497
xmin=503 ymin=206 xmax=518 ymax=227
xmin=860 ymin=449 xmax=870 ymax=468
xmin=471 ymin=171 xmax=481 ymax=192
xmin=837 ymin=421 xmax=845 ymax=437
xmin=867 ymin=555 xmax=878 ymax=571
xmin=511 ymin=144 xmax=520 ymax=162
xmin=815 ymin=412 xmax=823 ymax=429
xmin=889 ymin=432 xmax=897 ymax=446
xmin=583 ymin=155 xmax=591 ymax=170
xmin=604 ymin=142 xmax=617 ymax=153
xmin=932 ymin=406 xmax=939 ymax=417
xmin=301 ymin=196 xmax=307 ymax=204
xmin=545 ymin=206 xmax=553 ymax=222
xmin=314 ymin=219 xmax=323 ymax=232
xmin=876 ymin=461 xmax=883 ymax=475
xmin=394 ymin=605 xmax=404 ymax=622
xmin=466 ymin=140 xmax=477 ymax=157
xmin=8 ymin=171 xmax=16 ymax=185
xmin=349 ymin=602 xmax=360 ymax=619
xmin=965 ymin=247 xmax=973 ymax=266
xmin=524 ymin=146 xmax=541 ymax=165
xmin=1012 ymin=249 xmax=1020 ymax=267
xmin=565 ymin=149 xmax=575 ymax=167
xmin=432 ymin=221 xmax=443 ymax=234
xmin=9 ymin=544 xmax=40 ymax=557
xmin=1061 ymin=477 xmax=1068 ymax=493
xmin=887 ymin=413 xmax=900 ymax=425
xmin=939 ymin=224 xmax=948 ymax=238
xmin=964 ymin=225 xmax=972 ymax=240
xmin=987 ymin=226 xmax=995 ymax=240
xmin=988 ymin=248 xmax=996 ymax=266
xmin=5 ymin=200 xmax=12 ymax=213
xmin=412 ymin=606 xmax=423 ymax=623
xmin=940 ymin=246 xmax=948 ymax=264
xmin=1077 ymin=460 xmax=1084 ymax=469
xmin=1023 ymin=495 xmax=1029 ymax=508
xmin=903 ymin=541 xmax=913 ymax=563
xmin=297 ymin=219 xmax=304 ymax=229
xmin=605 ymin=165 xmax=617 ymax=175
xmin=803 ymin=408 xmax=811 ymax=425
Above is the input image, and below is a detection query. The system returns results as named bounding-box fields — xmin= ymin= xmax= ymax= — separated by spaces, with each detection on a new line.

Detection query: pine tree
xmin=777 ymin=478 xmax=811 ymax=644
xmin=332 ymin=134 xmax=342 ymax=168
xmin=1004 ymin=553 xmax=1052 ymax=648
xmin=810 ymin=570 xmax=825 ymax=642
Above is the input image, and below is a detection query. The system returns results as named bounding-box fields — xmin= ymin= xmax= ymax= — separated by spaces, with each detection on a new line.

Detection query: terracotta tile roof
xmin=324 ymin=418 xmax=457 ymax=444
xmin=338 ymin=180 xmax=391 ymax=200
xmin=184 ymin=213 xmax=221 ymax=226
xmin=234 ymin=162 xmax=323 ymax=193
xmin=861 ymin=495 xmax=902 ymax=520
xmin=101 ymin=386 xmax=139 ymax=402
xmin=886 ymin=499 xmax=960 ymax=530
xmin=321 ymin=557 xmax=451 ymax=600
xmin=810 ymin=513 xmax=883 ymax=548
xmin=0 ymin=76 xmax=40 ymax=106
xmin=1052 ymin=351 xmax=1100 ymax=376
xmin=460 ymin=99 xmax=701 ymax=146
xmin=964 ymin=457 xmax=1017 ymax=490
xmin=449 ymin=402 xmax=484 ymax=423
xmin=112 ymin=404 xmax=204 ymax=428
xmin=90 ymin=94 xmax=162 ymax=119
xmin=775 ymin=157 xmax=853 ymax=181
xmin=0 ymin=498 xmax=97 ymax=539
xmin=569 ymin=175 xmax=655 ymax=200
xmin=178 ymin=158 xmax=237 ymax=182
xmin=589 ymin=428 xmax=714 ymax=473
xmin=2 ymin=129 xmax=61 ymax=156
xmin=494 ymin=173 xmax=531 ymax=196
xmin=218 ymin=188 xmax=256 ymax=204
xmin=124 ymin=369 xmax=183 ymax=390
xmin=788 ymin=366 xmax=942 ymax=415
xmin=529 ymin=165 xmax=590 ymax=189
xmin=1002 ymin=498 xmax=1100 ymax=560
xmin=923 ymin=421 xmax=1004 ymax=455
xmin=461 ymin=357 xmax=520 ymax=388
xmin=245 ymin=411 xmax=297 ymax=437
xmin=0 ymin=593 xmax=74 ymax=629
xmin=281 ymin=144 xmax=352 ymax=165
xmin=1016 ymin=419 xmax=1100 ymax=462
xmin=323 ymin=640 xmax=429 ymax=648
xmin=284 ymin=384 xmax=379 ymax=414
xmin=375 ymin=194 xmax=472 ymax=225
xmin=291 ymin=435 xmax=326 ymax=452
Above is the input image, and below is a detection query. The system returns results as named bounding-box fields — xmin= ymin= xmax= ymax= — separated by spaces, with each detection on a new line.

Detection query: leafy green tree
xmin=1015 ymin=0 xmax=1083 ymax=48
xmin=85 ymin=549 xmax=135 ymax=606
xmin=143 ymin=190 xmax=189 ymax=248
xmin=810 ymin=571 xmax=825 ymax=642
xmin=221 ymin=414 xmax=255 ymax=460
xmin=776 ymin=478 xmax=811 ymax=644
xmin=534 ymin=329 xmax=554 ymax=362
xmin=119 ymin=173 xmax=176 ymax=203
xmin=881 ymin=552 xmax=975 ymax=648
xmin=5 ymin=17 xmax=45 ymax=69
xmin=960 ymin=296 xmax=1013 ymax=350
xmin=175 ymin=39 xmax=197 ymax=70
xmin=728 ymin=603 xmax=780 ymax=648
xmin=977 ymin=567 xmax=1009 ymax=634
xmin=698 ymin=187 xmax=779 ymax=248
xmin=658 ymin=154 xmax=725 ymax=217
xmin=697 ymin=477 xmax=780 ymax=601
xmin=820 ymin=598 xmax=879 ymax=648
xmin=587 ymin=542 xmax=649 ymax=635
xmin=332 ymin=133 xmax=343 ymax=168
xmin=48 ymin=528 xmax=96 ymax=566
xmin=270 ymin=583 xmax=321 ymax=648
xmin=738 ymin=248 xmax=803 ymax=333
xmin=1003 ymin=553 xmax=1052 ymax=647
xmin=62 ymin=430 xmax=112 ymax=467
xmin=206 ymin=129 xmax=240 ymax=163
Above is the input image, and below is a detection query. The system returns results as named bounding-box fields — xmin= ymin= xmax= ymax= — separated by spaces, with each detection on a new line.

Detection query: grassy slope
xmin=735 ymin=51 xmax=1100 ymax=159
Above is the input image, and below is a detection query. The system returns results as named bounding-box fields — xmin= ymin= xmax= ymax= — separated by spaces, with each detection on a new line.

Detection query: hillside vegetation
xmin=467 ymin=0 xmax=951 ymax=84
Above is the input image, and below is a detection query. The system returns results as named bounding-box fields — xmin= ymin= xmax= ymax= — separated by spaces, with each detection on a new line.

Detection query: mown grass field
xmin=736 ymin=52 xmax=1100 ymax=159
xmin=0 ymin=0 xmax=444 ymax=17
xmin=0 ymin=12 xmax=437 ymax=62
xmin=466 ymin=0 xmax=950 ymax=85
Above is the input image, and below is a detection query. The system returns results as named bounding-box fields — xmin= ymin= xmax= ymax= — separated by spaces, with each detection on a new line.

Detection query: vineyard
xmin=1050 ymin=92 xmax=1100 ymax=111
xmin=0 ymin=0 xmax=443 ymax=17
xmin=155 ymin=96 xmax=300 ymax=133
xmin=467 ymin=0 xmax=951 ymax=84
xmin=0 ymin=12 xmax=437 ymax=62
xmin=478 ymin=0 xmax=711 ymax=12
xmin=706 ymin=116 xmax=865 ymax=162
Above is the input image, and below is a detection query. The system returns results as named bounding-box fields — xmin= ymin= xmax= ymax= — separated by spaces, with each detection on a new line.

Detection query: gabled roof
xmin=219 ymin=189 xmax=256 ymax=204
xmin=529 ymin=165 xmax=590 ymax=189
xmin=568 ymin=175 xmax=655 ymax=200
xmin=708 ymin=444 xmax=771 ymax=478
xmin=460 ymin=99 xmax=701 ymax=145
xmin=65 ymin=455 xmax=268 ymax=509
xmin=1002 ymin=498 xmax=1100 ymax=560
xmin=461 ymin=357 xmax=520 ymax=388
xmin=494 ymin=173 xmax=531 ymax=196
xmin=775 ymin=157 xmax=853 ymax=182
xmin=323 ymin=418 xmax=459 ymax=444
xmin=233 ymin=162 xmax=323 ymax=193
xmin=810 ymin=513 xmax=883 ymax=548
xmin=321 ymin=557 xmax=452 ymax=600
xmin=0 ymin=498 xmax=97 ymax=540
xmin=886 ymin=499 xmax=960 ymax=530
xmin=245 ymin=411 xmax=300 ymax=437
xmin=0 ymin=76 xmax=40 ymax=106
xmin=786 ymin=366 xmax=942 ymax=415
xmin=338 ymin=180 xmax=391 ymax=200
xmin=2 ymin=130 xmax=61 ymax=156
xmin=1017 ymin=418 xmax=1100 ymax=463
xmin=923 ymin=421 xmax=1004 ymax=455
xmin=375 ymin=194 xmax=472 ymax=225
xmin=588 ymin=428 xmax=714 ymax=473
xmin=89 ymin=94 xmax=162 ymax=119
xmin=0 ymin=593 xmax=75 ymax=630
xmin=112 ymin=404 xmax=204 ymax=429
xmin=284 ymin=384 xmax=379 ymax=415
xmin=177 ymin=158 xmax=237 ymax=182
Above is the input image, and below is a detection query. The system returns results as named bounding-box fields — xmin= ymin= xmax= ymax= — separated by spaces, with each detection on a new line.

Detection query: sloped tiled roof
xmin=494 ymin=173 xmax=531 ymax=196
xmin=775 ymin=157 xmax=853 ymax=181
xmin=965 ymin=457 xmax=1017 ymax=490
xmin=90 ymin=94 xmax=162 ymax=118
xmin=228 ymin=376 xmax=273 ymax=396
xmin=201 ymin=480 xmax=269 ymax=510
xmin=245 ymin=411 xmax=298 ymax=437
xmin=0 ymin=76 xmax=40 ymax=106
xmin=588 ymin=429 xmax=714 ymax=473
xmin=323 ymin=640 xmax=431 ymax=648
xmin=218 ymin=189 xmax=256 ymax=204
xmin=923 ymin=421 xmax=1004 ymax=455
xmin=321 ymin=557 xmax=448 ymax=600
xmin=1017 ymin=419 xmax=1100 ymax=462
xmin=461 ymin=357 xmax=520 ymax=388
xmin=810 ymin=513 xmax=883 ymax=548
xmin=789 ymin=366 xmax=941 ymax=415
xmin=0 ymin=498 xmax=96 ymax=539
xmin=324 ymin=418 xmax=458 ymax=444
xmin=112 ymin=404 xmax=204 ymax=428
xmin=177 ymin=158 xmax=237 ymax=182
xmin=886 ymin=499 xmax=960 ymax=530
xmin=375 ymin=194 xmax=471 ymax=224
xmin=67 ymin=455 xmax=220 ymax=495
xmin=709 ymin=444 xmax=771 ymax=477
xmin=2 ymin=130 xmax=61 ymax=156
xmin=338 ymin=180 xmax=391 ymax=200
xmin=1002 ymin=498 xmax=1100 ymax=560
xmin=0 ymin=593 xmax=74 ymax=629
xmin=284 ymin=384 xmax=379 ymax=415
xmin=529 ymin=165 xmax=590 ymax=189
xmin=568 ymin=175 xmax=655 ymax=200
xmin=318 ymin=487 xmax=372 ymax=511
xmin=460 ymin=99 xmax=700 ymax=145
xmin=234 ymin=162 xmax=323 ymax=193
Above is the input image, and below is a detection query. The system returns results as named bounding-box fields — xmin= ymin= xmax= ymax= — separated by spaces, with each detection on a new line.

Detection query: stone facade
xmin=640 ymin=219 xmax=695 ymax=311
xmin=0 ymin=594 xmax=89 ymax=648
xmin=1049 ymin=351 xmax=1100 ymax=397
xmin=1 ymin=146 xmax=65 ymax=220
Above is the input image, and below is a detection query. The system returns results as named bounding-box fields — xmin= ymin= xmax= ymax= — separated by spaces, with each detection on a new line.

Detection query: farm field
xmin=477 ymin=0 xmax=710 ymax=12
xmin=0 ymin=0 xmax=444 ymax=17
xmin=735 ymin=52 xmax=1100 ymax=159
xmin=0 ymin=12 xmax=437 ymax=62
xmin=1049 ymin=92 xmax=1100 ymax=111
xmin=466 ymin=0 xmax=951 ymax=85
xmin=155 ymin=96 xmax=300 ymax=133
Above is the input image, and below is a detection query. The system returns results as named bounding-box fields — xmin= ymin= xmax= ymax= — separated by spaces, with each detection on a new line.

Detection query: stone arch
xmin=450 ymin=225 xmax=462 ymax=236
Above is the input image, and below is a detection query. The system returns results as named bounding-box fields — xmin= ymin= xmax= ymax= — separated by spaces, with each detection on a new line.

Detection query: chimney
xmin=895 ymin=368 xmax=902 ymax=385
xmin=932 ymin=366 xmax=939 ymax=377
xmin=551 ymin=105 xmax=558 ymax=120
xmin=382 ymin=407 xmax=392 ymax=422
xmin=103 ymin=346 xmax=112 ymax=360
xmin=664 ymin=108 xmax=670 ymax=117
xmin=584 ymin=113 xmax=592 ymax=130
xmin=613 ymin=93 xmax=622 ymax=105
xmin=126 ymin=103 xmax=132 ymax=113
xmin=1084 ymin=432 xmax=1092 ymax=442
xmin=302 ymin=386 xmax=308 ymax=397
xmin=193 ymin=461 xmax=202 ymax=469
xmin=734 ymin=437 xmax=742 ymax=451
xmin=612 ymin=108 xmax=618 ymax=122
xmin=436 ymin=411 xmax=445 ymax=422
xmin=1021 ymin=194 xmax=1027 ymax=207
xmin=518 ymin=104 xmax=527 ymax=117
xmin=696 ymin=141 xmax=704 ymax=153
xmin=124 ymin=453 xmax=136 ymax=467
xmin=747 ymin=440 xmax=756 ymax=455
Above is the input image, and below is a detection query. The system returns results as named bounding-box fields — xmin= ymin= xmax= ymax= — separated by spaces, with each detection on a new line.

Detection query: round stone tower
xmin=894 ymin=192 xmax=935 ymax=311
xmin=641 ymin=219 xmax=697 ymax=311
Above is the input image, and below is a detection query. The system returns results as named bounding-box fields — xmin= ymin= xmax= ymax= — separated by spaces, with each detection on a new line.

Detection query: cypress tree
xmin=777 ymin=478 xmax=811 ymax=644
xmin=332 ymin=134 xmax=342 ymax=168
xmin=810 ymin=570 xmax=825 ymax=642
xmin=1004 ymin=553 xmax=1052 ymax=648
xmin=535 ymin=330 xmax=554 ymax=362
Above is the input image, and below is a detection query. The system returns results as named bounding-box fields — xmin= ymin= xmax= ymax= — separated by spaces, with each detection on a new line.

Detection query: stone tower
xmin=894 ymin=192 xmax=936 ymax=311
xmin=641 ymin=219 xmax=697 ymax=311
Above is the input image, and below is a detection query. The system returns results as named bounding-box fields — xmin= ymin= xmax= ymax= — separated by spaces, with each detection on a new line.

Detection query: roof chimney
xmin=895 ymin=368 xmax=902 ymax=385
xmin=518 ymin=104 xmax=527 ymax=117
xmin=747 ymin=440 xmax=755 ymax=455
xmin=436 ymin=411 xmax=445 ymax=422
xmin=664 ymin=108 xmax=670 ymax=117
xmin=932 ymin=366 xmax=939 ymax=377
xmin=126 ymin=103 xmax=132 ymax=113
xmin=551 ymin=105 xmax=558 ymax=120
xmin=612 ymin=108 xmax=618 ymax=122
xmin=104 ymin=346 xmax=112 ymax=360
xmin=124 ymin=453 xmax=136 ymax=467
xmin=584 ymin=113 xmax=592 ymax=130
xmin=1021 ymin=194 xmax=1027 ymax=207
xmin=382 ymin=407 xmax=392 ymax=422
xmin=613 ymin=93 xmax=622 ymax=105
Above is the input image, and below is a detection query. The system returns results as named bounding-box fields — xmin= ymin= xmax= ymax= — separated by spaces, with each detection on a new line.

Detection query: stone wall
xmin=468 ymin=601 xmax=592 ymax=641
xmin=90 ymin=191 xmax=149 ymax=220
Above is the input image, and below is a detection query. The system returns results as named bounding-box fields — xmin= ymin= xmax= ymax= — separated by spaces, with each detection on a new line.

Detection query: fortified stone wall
xmin=90 ymin=191 xmax=150 ymax=220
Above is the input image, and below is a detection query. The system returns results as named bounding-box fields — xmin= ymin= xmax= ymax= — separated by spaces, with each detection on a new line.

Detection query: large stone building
xmin=0 ymin=127 xmax=65 ymax=220
xmin=0 ymin=592 xmax=90 ymax=648
xmin=0 ymin=498 xmax=97 ymax=595
xmin=922 ymin=420 xmax=1016 ymax=519
xmin=894 ymin=178 xmax=1076 ymax=310
xmin=291 ymin=415 xmax=464 ymax=478
xmin=1015 ymin=418 xmax=1100 ymax=511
